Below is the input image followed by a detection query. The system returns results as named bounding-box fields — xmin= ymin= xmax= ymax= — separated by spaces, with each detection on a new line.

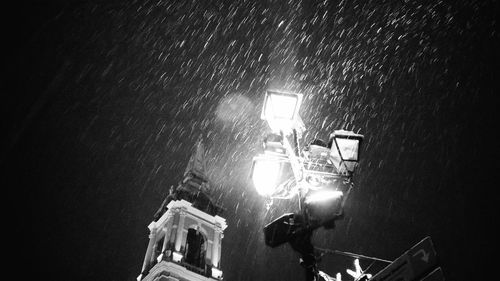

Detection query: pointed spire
xmin=153 ymin=135 xmax=224 ymax=219
xmin=184 ymin=135 xmax=207 ymax=180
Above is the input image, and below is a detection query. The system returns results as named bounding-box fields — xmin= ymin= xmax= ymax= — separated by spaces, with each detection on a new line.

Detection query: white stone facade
xmin=138 ymin=200 xmax=227 ymax=281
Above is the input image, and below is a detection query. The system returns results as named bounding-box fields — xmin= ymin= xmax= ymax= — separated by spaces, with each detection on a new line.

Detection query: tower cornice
xmin=151 ymin=200 xmax=227 ymax=231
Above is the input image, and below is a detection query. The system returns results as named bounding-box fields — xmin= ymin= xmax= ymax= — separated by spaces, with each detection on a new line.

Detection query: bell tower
xmin=138 ymin=138 xmax=227 ymax=281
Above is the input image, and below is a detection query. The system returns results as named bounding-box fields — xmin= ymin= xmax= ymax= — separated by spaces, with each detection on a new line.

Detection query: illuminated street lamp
xmin=252 ymin=90 xmax=435 ymax=281
xmin=252 ymin=89 xmax=364 ymax=281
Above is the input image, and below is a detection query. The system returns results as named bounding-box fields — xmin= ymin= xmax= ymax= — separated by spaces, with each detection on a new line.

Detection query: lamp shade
xmin=261 ymin=90 xmax=303 ymax=132
xmin=329 ymin=130 xmax=364 ymax=175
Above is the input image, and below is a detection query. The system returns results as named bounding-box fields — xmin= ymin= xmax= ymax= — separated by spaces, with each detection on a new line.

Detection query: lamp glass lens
xmin=252 ymin=159 xmax=281 ymax=196
xmin=336 ymin=138 xmax=359 ymax=161
xmin=266 ymin=93 xmax=298 ymax=120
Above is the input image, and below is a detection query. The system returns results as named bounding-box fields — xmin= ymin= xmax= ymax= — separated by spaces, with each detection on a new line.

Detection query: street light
xmin=253 ymin=89 xmax=365 ymax=281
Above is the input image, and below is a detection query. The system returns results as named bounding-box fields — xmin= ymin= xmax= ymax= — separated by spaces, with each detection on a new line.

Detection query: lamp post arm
xmin=281 ymin=130 xmax=306 ymax=210
xmin=293 ymin=128 xmax=301 ymax=157
xmin=282 ymin=131 xmax=304 ymax=186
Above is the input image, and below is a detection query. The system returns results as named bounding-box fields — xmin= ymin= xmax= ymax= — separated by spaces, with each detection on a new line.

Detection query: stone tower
xmin=138 ymin=138 xmax=227 ymax=281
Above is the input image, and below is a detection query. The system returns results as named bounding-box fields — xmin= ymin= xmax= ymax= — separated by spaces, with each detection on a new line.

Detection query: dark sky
xmin=3 ymin=1 xmax=497 ymax=281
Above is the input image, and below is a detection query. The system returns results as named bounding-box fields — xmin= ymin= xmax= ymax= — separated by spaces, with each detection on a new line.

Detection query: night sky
xmin=3 ymin=1 xmax=497 ymax=281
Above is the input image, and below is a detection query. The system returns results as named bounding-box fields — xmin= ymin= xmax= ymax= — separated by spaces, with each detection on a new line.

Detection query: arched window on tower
xmin=184 ymin=227 xmax=206 ymax=269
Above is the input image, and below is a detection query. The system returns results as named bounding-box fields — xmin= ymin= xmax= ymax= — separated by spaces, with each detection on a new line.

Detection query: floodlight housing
xmin=263 ymin=213 xmax=296 ymax=248
xmin=263 ymin=213 xmax=310 ymax=248
xmin=304 ymin=181 xmax=348 ymax=229
xmin=329 ymin=130 xmax=364 ymax=175
xmin=261 ymin=90 xmax=303 ymax=132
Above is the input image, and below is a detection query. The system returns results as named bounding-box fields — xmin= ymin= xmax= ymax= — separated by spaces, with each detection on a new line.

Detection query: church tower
xmin=138 ymin=138 xmax=227 ymax=281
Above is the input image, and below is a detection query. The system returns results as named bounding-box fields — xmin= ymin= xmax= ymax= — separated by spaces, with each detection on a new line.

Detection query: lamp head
xmin=261 ymin=90 xmax=303 ymax=133
xmin=251 ymin=153 xmax=291 ymax=197
xmin=329 ymin=130 xmax=364 ymax=176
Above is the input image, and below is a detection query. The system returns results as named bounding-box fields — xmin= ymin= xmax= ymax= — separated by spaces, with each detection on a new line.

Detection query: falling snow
xmin=5 ymin=0 xmax=497 ymax=281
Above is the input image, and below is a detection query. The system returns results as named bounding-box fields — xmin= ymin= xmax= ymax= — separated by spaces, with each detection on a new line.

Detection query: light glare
xmin=305 ymin=190 xmax=343 ymax=204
